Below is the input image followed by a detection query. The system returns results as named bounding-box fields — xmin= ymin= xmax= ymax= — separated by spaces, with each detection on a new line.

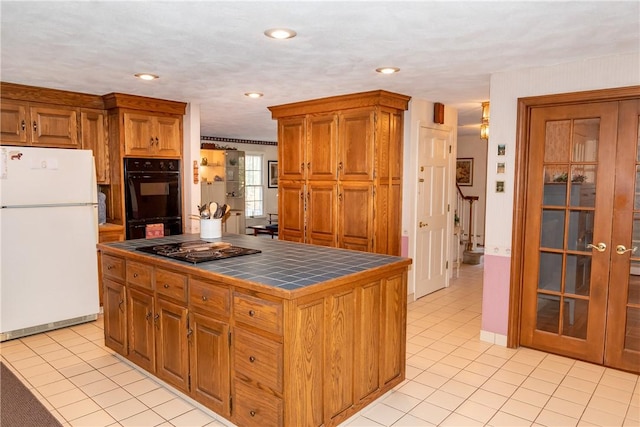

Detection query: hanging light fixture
xmin=480 ymin=101 xmax=490 ymax=140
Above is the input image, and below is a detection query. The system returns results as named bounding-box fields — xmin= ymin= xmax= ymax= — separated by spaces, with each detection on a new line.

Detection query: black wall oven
xmin=124 ymin=158 xmax=182 ymax=240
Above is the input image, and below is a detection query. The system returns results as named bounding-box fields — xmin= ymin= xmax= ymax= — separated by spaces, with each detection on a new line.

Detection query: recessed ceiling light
xmin=375 ymin=67 xmax=400 ymax=75
xmin=134 ymin=73 xmax=159 ymax=81
xmin=244 ymin=92 xmax=263 ymax=99
xmin=264 ymin=28 xmax=297 ymax=39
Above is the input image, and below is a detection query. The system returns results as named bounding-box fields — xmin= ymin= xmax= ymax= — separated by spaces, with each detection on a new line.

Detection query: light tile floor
xmin=1 ymin=263 xmax=638 ymax=426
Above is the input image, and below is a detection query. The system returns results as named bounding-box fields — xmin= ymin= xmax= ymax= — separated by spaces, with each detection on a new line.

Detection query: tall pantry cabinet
xmin=268 ymin=90 xmax=410 ymax=256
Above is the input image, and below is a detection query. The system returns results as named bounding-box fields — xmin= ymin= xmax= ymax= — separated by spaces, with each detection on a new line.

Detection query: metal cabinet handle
xmin=587 ymin=242 xmax=607 ymax=252
xmin=107 ymin=265 xmax=114 ymax=270
xmin=133 ymin=273 xmax=138 ymax=278
xmin=21 ymin=120 xmax=25 ymax=131
xmin=187 ymin=329 xmax=193 ymax=338
xmin=249 ymin=309 xmax=255 ymax=317
xmin=33 ymin=121 xmax=37 ymax=132
xmin=250 ymin=410 xmax=256 ymax=417
xmin=155 ymin=137 xmax=159 ymax=145
xmin=163 ymin=284 xmax=170 ymax=289
xmin=249 ymin=356 xmax=256 ymax=363
xmin=616 ymin=245 xmax=637 ymax=255
xmin=301 ymin=162 xmax=305 ymax=170
xmin=118 ymin=299 xmax=124 ymax=312
xmin=146 ymin=311 xmax=152 ymax=321
xmin=202 ymin=295 xmax=208 ymax=301
xmin=150 ymin=137 xmax=155 ymax=146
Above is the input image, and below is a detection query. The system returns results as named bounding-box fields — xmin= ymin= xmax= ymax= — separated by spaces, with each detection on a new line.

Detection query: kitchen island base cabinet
xmin=103 ymin=279 xmax=127 ymax=356
xmin=99 ymin=235 xmax=410 ymax=427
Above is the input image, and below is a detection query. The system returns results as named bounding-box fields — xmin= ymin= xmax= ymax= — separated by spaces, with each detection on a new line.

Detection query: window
xmin=245 ymin=154 xmax=264 ymax=217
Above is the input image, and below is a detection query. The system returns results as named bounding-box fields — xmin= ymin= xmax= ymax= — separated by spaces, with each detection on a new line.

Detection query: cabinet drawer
xmin=189 ymin=278 xmax=230 ymax=317
xmin=233 ymin=293 xmax=283 ymax=335
xmin=156 ymin=268 xmax=187 ymax=302
xmin=126 ymin=261 xmax=153 ymax=290
xmin=234 ymin=328 xmax=283 ymax=393
xmin=102 ymin=254 xmax=125 ymax=281
xmin=233 ymin=380 xmax=283 ymax=427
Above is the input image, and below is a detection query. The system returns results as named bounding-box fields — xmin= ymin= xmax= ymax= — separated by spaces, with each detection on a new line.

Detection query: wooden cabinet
xmin=122 ymin=112 xmax=181 ymax=157
xmin=99 ymin=239 xmax=410 ymax=427
xmin=0 ymin=100 xmax=79 ymax=147
xmin=127 ymin=288 xmax=155 ymax=371
xmin=81 ymin=109 xmax=109 ymax=184
xmin=103 ymin=93 xmax=185 ymax=160
xmin=103 ymin=278 xmax=127 ymax=355
xmin=155 ymin=297 xmax=189 ymax=391
xmin=269 ymin=90 xmax=410 ymax=255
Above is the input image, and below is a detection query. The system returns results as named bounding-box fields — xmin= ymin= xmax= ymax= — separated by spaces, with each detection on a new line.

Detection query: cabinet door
xmin=307 ymin=181 xmax=338 ymax=247
xmin=103 ymin=279 xmax=127 ymax=355
xmin=0 ymin=100 xmax=28 ymax=144
xmin=156 ymin=298 xmax=189 ymax=392
xmin=278 ymin=117 xmax=305 ymax=180
xmin=307 ymin=114 xmax=338 ymax=180
xmin=81 ymin=110 xmax=109 ymax=184
xmin=127 ymin=288 xmax=155 ymax=372
xmin=278 ymin=180 xmax=306 ymax=243
xmin=338 ymin=108 xmax=375 ymax=181
xmin=189 ymin=313 xmax=230 ymax=416
xmin=123 ymin=112 xmax=154 ymax=156
xmin=155 ymin=116 xmax=182 ymax=157
xmin=339 ymin=182 xmax=374 ymax=252
xmin=30 ymin=106 xmax=79 ymax=148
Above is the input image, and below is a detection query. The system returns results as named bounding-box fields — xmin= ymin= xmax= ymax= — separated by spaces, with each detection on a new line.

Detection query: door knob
xmin=419 ymin=221 xmax=428 ymax=228
xmin=616 ymin=245 xmax=637 ymax=255
xmin=587 ymin=242 xmax=607 ymax=252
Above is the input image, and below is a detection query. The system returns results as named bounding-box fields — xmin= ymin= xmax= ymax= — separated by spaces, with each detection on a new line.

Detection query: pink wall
xmin=481 ymin=254 xmax=510 ymax=335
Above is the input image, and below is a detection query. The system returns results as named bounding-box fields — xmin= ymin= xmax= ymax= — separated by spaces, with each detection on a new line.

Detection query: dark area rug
xmin=1 ymin=361 xmax=62 ymax=426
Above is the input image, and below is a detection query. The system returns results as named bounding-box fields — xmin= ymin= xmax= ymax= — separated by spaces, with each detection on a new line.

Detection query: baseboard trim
xmin=480 ymin=330 xmax=507 ymax=347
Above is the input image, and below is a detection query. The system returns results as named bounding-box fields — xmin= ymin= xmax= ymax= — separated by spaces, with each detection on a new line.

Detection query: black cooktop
xmin=137 ymin=240 xmax=261 ymax=264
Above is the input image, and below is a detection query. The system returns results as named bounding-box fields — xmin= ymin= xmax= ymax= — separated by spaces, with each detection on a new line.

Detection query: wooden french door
xmin=520 ymin=98 xmax=640 ymax=373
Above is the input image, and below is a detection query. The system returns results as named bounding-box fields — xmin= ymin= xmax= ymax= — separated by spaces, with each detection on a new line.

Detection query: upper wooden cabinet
xmin=103 ymin=93 xmax=186 ymax=159
xmin=122 ymin=112 xmax=182 ymax=157
xmin=81 ymin=109 xmax=109 ymax=184
xmin=1 ymin=100 xmax=79 ymax=148
xmin=269 ymin=90 xmax=410 ymax=256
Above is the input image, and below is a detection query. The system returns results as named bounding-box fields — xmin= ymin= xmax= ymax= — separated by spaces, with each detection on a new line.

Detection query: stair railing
xmin=455 ymin=183 xmax=479 ymax=252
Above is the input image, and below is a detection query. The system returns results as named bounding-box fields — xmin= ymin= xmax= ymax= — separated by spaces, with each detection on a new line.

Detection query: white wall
xmin=481 ymin=52 xmax=640 ymax=341
xmin=403 ymin=99 xmax=458 ymax=298
xmin=457 ymin=134 xmax=487 ymax=246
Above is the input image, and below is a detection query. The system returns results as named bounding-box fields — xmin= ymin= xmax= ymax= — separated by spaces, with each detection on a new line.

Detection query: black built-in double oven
xmin=124 ymin=158 xmax=182 ymax=240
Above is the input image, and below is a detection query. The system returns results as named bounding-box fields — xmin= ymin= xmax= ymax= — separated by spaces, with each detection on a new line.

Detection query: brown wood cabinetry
xmin=99 ymin=237 xmax=410 ymax=427
xmin=1 ymin=100 xmax=79 ymax=147
xmin=81 ymin=109 xmax=109 ymax=184
xmin=122 ymin=112 xmax=182 ymax=157
xmin=104 ymin=93 xmax=185 ymax=159
xmin=269 ymin=90 xmax=410 ymax=255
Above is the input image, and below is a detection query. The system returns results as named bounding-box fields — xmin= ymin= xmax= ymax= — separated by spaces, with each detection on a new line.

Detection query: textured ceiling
xmin=1 ymin=1 xmax=638 ymax=141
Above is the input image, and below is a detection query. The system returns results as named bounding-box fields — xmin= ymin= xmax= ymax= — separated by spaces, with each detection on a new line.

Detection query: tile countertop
xmin=98 ymin=233 xmax=412 ymax=293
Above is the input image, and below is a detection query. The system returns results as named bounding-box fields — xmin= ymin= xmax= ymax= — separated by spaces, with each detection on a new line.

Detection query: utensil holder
xmin=200 ymin=218 xmax=222 ymax=239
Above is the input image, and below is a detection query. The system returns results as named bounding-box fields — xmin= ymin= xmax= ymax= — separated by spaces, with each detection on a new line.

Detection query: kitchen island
xmin=98 ymin=234 xmax=411 ymax=427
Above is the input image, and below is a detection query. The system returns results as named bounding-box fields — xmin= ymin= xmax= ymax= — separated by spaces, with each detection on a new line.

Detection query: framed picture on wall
xmin=268 ymin=160 xmax=278 ymax=188
xmin=456 ymin=158 xmax=473 ymax=186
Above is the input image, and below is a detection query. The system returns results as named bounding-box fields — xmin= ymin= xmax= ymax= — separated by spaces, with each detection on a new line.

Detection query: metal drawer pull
xmin=250 ymin=410 xmax=256 ymax=417
xmin=616 ymin=245 xmax=637 ymax=255
xmin=133 ymin=273 xmax=138 ymax=278
xmin=202 ymin=295 xmax=208 ymax=301
xmin=249 ymin=309 xmax=255 ymax=317
xmin=163 ymin=284 xmax=170 ymax=288
xmin=107 ymin=265 xmax=114 ymax=270
xmin=587 ymin=242 xmax=606 ymax=252
xmin=249 ymin=356 xmax=256 ymax=363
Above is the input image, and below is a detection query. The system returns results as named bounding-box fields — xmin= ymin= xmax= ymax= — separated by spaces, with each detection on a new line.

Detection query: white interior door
xmin=415 ymin=126 xmax=452 ymax=298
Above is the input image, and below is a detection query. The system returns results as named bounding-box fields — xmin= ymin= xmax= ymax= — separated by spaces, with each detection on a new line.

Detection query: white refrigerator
xmin=0 ymin=146 xmax=100 ymax=341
